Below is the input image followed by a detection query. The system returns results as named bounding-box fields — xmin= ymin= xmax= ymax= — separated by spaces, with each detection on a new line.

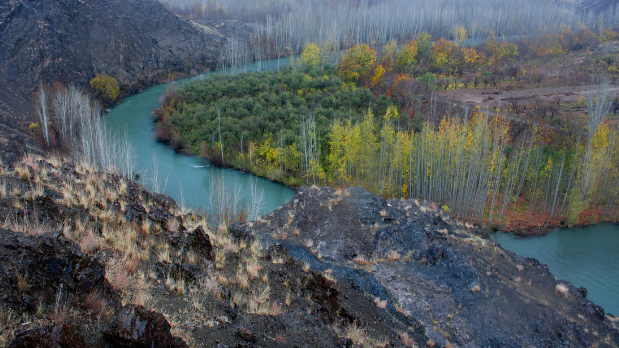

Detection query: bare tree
xmin=587 ymin=75 xmax=612 ymax=139
xmin=35 ymin=84 xmax=50 ymax=147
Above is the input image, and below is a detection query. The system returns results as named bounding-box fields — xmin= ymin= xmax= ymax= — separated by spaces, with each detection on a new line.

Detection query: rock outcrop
xmin=1 ymin=155 xmax=617 ymax=347
xmin=249 ymin=186 xmax=619 ymax=347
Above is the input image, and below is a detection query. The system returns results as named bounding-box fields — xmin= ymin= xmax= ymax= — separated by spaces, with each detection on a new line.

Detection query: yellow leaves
xmin=371 ymin=65 xmax=386 ymax=87
xmin=486 ymin=40 xmax=519 ymax=66
xmin=90 ymin=74 xmax=119 ymax=102
xmin=463 ymin=47 xmax=487 ymax=70
xmin=591 ymin=124 xmax=610 ymax=153
xmin=339 ymin=44 xmax=377 ymax=82
xmin=396 ymin=41 xmax=418 ymax=69
xmin=301 ymin=43 xmax=322 ymax=68
xmin=431 ymin=38 xmax=457 ymax=70
xmin=257 ymin=137 xmax=279 ymax=165
xmin=453 ymin=26 xmax=467 ymax=44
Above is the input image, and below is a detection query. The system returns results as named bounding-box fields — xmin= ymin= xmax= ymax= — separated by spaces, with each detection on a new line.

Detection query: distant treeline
xmin=160 ymin=0 xmax=619 ymax=67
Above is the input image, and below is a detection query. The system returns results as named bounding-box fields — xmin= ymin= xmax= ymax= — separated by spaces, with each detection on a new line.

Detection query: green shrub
xmin=90 ymin=74 xmax=119 ymax=104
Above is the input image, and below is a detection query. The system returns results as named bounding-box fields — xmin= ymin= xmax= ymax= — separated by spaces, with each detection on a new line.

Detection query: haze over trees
xmin=160 ymin=0 xmax=619 ymax=68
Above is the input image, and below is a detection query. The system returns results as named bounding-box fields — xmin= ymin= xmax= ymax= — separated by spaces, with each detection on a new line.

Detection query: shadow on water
xmin=491 ymin=224 xmax=619 ymax=316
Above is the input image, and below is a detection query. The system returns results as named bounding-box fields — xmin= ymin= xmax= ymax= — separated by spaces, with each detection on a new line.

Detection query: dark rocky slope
xmin=0 ymin=0 xmax=251 ymax=162
xmin=0 ymin=0 xmax=230 ymax=92
xmin=1 ymin=155 xmax=618 ymax=347
xmin=250 ymin=186 xmax=619 ymax=347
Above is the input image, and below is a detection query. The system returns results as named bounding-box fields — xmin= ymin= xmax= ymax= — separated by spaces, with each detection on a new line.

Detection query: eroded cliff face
xmin=0 ymin=0 xmax=230 ymax=92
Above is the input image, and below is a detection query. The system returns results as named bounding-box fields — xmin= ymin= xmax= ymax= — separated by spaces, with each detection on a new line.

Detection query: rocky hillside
xmin=0 ymin=0 xmax=233 ymax=92
xmin=0 ymin=0 xmax=251 ymax=163
xmin=1 ymin=155 xmax=618 ymax=347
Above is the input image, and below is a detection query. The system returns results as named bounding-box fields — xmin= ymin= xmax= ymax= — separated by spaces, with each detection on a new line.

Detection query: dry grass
xmin=157 ymin=243 xmax=172 ymax=264
xmin=24 ymin=183 xmax=44 ymax=201
xmin=200 ymin=277 xmax=220 ymax=298
xmin=82 ymin=291 xmax=105 ymax=315
xmin=398 ymin=331 xmax=417 ymax=347
xmin=386 ymin=250 xmax=401 ymax=261
xmin=323 ymin=269 xmax=337 ymax=283
xmin=556 ymin=283 xmax=570 ymax=298
xmin=374 ymin=297 xmax=388 ymax=309
xmin=236 ymin=267 xmax=249 ymax=289
xmin=250 ymin=239 xmax=262 ymax=257
xmin=15 ymin=269 xmax=30 ymax=293
xmin=79 ymin=231 xmax=102 ymax=253
xmin=246 ymin=259 xmax=261 ymax=280
xmin=354 ymin=255 xmax=370 ymax=266
xmin=53 ymin=287 xmax=68 ymax=325
xmin=214 ymin=249 xmax=226 ymax=269
xmin=339 ymin=323 xmax=390 ymax=348
xmin=141 ymin=219 xmax=152 ymax=235
xmin=10 ymin=187 xmax=20 ymax=197
xmin=2 ymin=213 xmax=55 ymax=236
xmin=285 ymin=291 xmax=293 ymax=306
xmin=0 ymin=179 xmax=7 ymax=198
xmin=14 ymin=164 xmax=31 ymax=181
xmin=166 ymin=273 xmax=186 ymax=296
xmin=117 ymin=181 xmax=127 ymax=195
xmin=246 ymin=286 xmax=284 ymax=316
xmin=106 ymin=259 xmax=133 ymax=293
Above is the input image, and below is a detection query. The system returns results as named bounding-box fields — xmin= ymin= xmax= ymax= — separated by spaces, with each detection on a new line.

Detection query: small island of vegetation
xmin=155 ymin=28 xmax=619 ymax=233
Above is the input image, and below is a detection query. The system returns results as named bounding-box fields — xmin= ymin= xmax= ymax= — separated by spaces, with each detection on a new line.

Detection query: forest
xmin=159 ymin=0 xmax=619 ymax=70
xmin=155 ymin=27 xmax=619 ymax=230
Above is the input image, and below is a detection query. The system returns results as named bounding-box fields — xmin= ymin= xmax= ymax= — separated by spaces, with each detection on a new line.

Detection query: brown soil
xmin=438 ymin=84 xmax=619 ymax=109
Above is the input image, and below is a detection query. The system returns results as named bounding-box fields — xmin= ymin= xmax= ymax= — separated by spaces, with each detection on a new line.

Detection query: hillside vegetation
xmin=156 ymin=28 xmax=619 ymax=233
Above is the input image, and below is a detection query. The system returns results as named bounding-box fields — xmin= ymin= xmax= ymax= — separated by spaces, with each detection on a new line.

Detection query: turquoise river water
xmin=104 ymin=55 xmax=617 ymax=317
xmin=104 ymin=58 xmax=296 ymax=214
xmin=492 ymin=225 xmax=619 ymax=316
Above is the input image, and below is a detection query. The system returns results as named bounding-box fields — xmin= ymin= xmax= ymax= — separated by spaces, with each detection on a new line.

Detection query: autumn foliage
xmin=338 ymin=44 xmax=377 ymax=82
xmin=90 ymin=74 xmax=120 ymax=105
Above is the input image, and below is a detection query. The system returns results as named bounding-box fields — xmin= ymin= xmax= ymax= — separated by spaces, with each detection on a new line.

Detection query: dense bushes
xmin=90 ymin=74 xmax=120 ymax=106
xmin=155 ymin=66 xmax=394 ymax=170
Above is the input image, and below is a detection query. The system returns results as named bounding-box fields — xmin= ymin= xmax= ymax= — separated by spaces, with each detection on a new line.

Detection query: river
xmin=104 ymin=51 xmax=618 ymax=318
xmin=492 ymin=225 xmax=619 ymax=316
xmin=104 ymin=57 xmax=296 ymax=215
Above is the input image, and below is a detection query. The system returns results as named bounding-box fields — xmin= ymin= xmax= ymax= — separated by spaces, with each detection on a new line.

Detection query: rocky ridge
xmin=0 ymin=0 xmax=253 ymax=163
xmin=0 ymin=155 xmax=618 ymax=347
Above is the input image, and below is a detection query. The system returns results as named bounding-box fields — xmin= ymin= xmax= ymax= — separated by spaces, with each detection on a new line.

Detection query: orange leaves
xmin=463 ymin=47 xmax=487 ymax=70
xmin=431 ymin=38 xmax=458 ymax=71
xmin=338 ymin=44 xmax=377 ymax=82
